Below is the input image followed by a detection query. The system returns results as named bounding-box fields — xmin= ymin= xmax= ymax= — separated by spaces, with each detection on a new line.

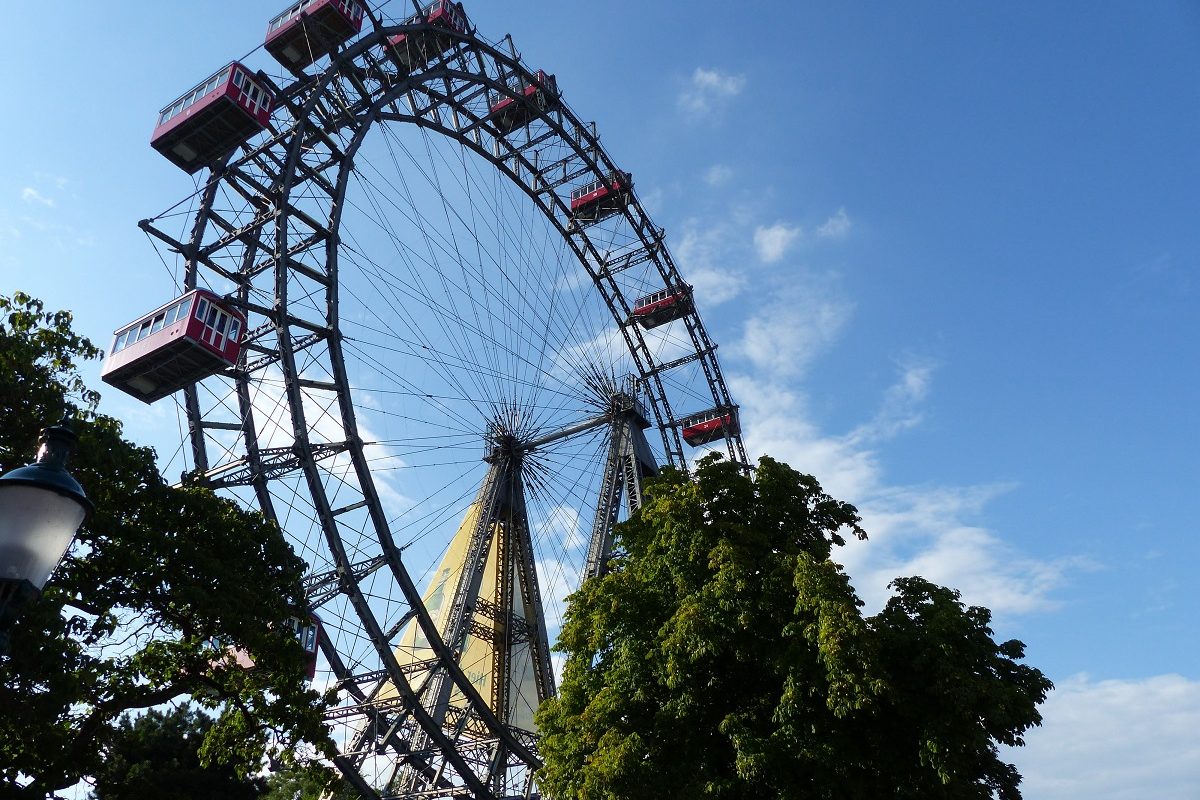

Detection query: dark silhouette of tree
xmin=0 ymin=292 xmax=336 ymax=797
xmin=89 ymin=706 xmax=266 ymax=800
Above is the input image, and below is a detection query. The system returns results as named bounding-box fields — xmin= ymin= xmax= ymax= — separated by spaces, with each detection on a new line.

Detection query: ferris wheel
xmin=104 ymin=1 xmax=747 ymax=796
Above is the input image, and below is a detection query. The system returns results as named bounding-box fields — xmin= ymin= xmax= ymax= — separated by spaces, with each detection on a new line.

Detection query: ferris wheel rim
xmin=151 ymin=12 xmax=746 ymax=796
xmin=162 ymin=25 xmax=744 ymax=467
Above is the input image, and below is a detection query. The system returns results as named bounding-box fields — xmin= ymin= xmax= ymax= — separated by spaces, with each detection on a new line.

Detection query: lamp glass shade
xmin=0 ymin=483 xmax=87 ymax=592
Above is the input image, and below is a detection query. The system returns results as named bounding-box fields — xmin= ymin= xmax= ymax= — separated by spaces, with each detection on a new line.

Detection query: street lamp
xmin=0 ymin=420 xmax=93 ymax=655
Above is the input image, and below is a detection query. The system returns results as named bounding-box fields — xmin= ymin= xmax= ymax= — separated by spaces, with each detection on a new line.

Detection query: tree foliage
xmin=89 ymin=705 xmax=266 ymax=800
xmin=535 ymin=455 xmax=1052 ymax=800
xmin=260 ymin=764 xmax=359 ymax=800
xmin=0 ymin=292 xmax=336 ymax=796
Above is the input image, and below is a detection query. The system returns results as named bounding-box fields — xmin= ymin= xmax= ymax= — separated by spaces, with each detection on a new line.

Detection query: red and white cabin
xmin=569 ymin=171 xmax=632 ymax=224
xmin=489 ymin=70 xmax=559 ymax=134
xmin=679 ymin=407 xmax=740 ymax=447
xmin=387 ymin=0 xmax=469 ymax=70
xmin=101 ymin=290 xmax=245 ymax=404
xmin=632 ymin=286 xmax=693 ymax=330
xmin=265 ymin=0 xmax=365 ymax=70
xmin=210 ymin=613 xmax=322 ymax=681
xmin=151 ymin=63 xmax=273 ymax=174
xmin=288 ymin=613 xmax=323 ymax=681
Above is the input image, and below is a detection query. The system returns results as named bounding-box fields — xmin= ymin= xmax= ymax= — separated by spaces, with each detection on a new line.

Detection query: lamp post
xmin=0 ymin=420 xmax=92 ymax=655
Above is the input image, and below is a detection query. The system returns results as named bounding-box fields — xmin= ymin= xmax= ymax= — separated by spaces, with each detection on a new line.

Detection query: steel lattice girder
xmin=147 ymin=13 xmax=749 ymax=799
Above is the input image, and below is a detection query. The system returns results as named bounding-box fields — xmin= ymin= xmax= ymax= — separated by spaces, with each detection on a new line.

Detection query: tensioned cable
xmin=356 ymin=117 xmax=615 ymax=399
xmin=142 ymin=15 xmax=745 ymax=792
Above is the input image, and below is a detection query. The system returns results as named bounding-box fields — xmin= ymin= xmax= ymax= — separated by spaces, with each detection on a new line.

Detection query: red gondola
xmin=488 ymin=70 xmax=559 ymax=135
xmin=569 ymin=171 xmax=632 ymax=225
xmin=265 ymin=0 xmax=365 ymax=70
xmin=210 ymin=613 xmax=322 ymax=681
xmin=286 ymin=613 xmax=323 ymax=681
xmin=631 ymin=286 xmax=693 ymax=329
xmin=387 ymin=1 xmax=469 ymax=70
xmin=100 ymin=290 xmax=245 ymax=404
xmin=679 ymin=407 xmax=740 ymax=447
xmin=150 ymin=63 xmax=274 ymax=174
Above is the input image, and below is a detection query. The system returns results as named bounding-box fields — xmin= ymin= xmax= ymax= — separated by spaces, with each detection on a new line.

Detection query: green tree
xmin=0 ymin=292 xmax=337 ymax=796
xmin=89 ymin=705 xmax=266 ymax=800
xmin=535 ymin=455 xmax=1052 ymax=800
xmin=261 ymin=765 xmax=358 ymax=800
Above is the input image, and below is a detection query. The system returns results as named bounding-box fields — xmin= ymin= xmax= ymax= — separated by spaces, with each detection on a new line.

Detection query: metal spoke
xmin=140 ymin=6 xmax=748 ymax=797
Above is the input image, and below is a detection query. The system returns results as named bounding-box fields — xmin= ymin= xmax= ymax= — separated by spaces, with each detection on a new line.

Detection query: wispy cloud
xmin=847 ymin=358 xmax=934 ymax=444
xmin=675 ymin=219 xmax=747 ymax=306
xmin=735 ymin=283 xmax=853 ymax=378
xmin=0 ymin=214 xmax=20 ymax=244
xmin=636 ymin=185 xmax=665 ymax=216
xmin=729 ymin=352 xmax=1082 ymax=617
xmin=730 ymin=377 xmax=880 ymax=501
xmin=817 ymin=207 xmax=852 ymax=240
xmin=670 ymin=204 xmax=851 ymax=307
xmin=679 ymin=67 xmax=746 ymax=115
xmin=718 ymin=224 xmax=1082 ymax=617
xmin=753 ymin=222 xmax=802 ymax=263
xmin=194 ymin=368 xmax=417 ymax=522
xmin=688 ymin=265 xmax=746 ymax=307
xmin=849 ymin=493 xmax=1086 ymax=616
xmin=3 ymin=213 xmax=95 ymax=253
xmin=1008 ymin=673 xmax=1200 ymax=800
xmin=21 ymin=187 xmax=54 ymax=207
xmin=703 ymin=164 xmax=734 ymax=186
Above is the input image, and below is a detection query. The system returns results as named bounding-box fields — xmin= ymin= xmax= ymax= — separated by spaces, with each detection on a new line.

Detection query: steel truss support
xmin=158 ymin=11 xmax=749 ymax=799
xmin=384 ymin=441 xmax=554 ymax=797
xmin=586 ymin=405 xmax=659 ymax=580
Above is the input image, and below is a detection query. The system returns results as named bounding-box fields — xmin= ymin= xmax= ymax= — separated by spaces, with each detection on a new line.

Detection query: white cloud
xmin=687 ymin=265 xmax=745 ymax=307
xmin=188 ymin=368 xmax=416 ymax=521
xmin=703 ymin=202 xmax=1083 ymax=619
xmin=1008 ymin=673 xmax=1200 ymax=800
xmin=0 ymin=219 xmax=20 ymax=243
xmin=636 ymin=186 xmax=665 ymax=216
xmin=675 ymin=220 xmax=747 ymax=306
xmin=729 ymin=358 xmax=1080 ymax=617
xmin=816 ymin=207 xmax=851 ymax=239
xmin=21 ymin=187 xmax=54 ymax=207
xmin=847 ymin=497 xmax=1085 ymax=616
xmin=541 ymin=503 xmax=584 ymax=552
xmin=735 ymin=284 xmax=852 ymax=378
xmin=731 ymin=377 xmax=878 ymax=501
xmin=703 ymin=164 xmax=734 ymax=186
xmin=536 ymin=554 xmax=581 ymax=643
xmin=847 ymin=359 xmax=933 ymax=444
xmin=679 ymin=67 xmax=746 ymax=114
xmin=753 ymin=222 xmax=802 ymax=263
xmin=669 ymin=205 xmax=849 ymax=307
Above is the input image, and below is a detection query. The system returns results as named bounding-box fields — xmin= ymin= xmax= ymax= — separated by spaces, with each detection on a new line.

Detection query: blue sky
xmin=2 ymin=2 xmax=1197 ymax=797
